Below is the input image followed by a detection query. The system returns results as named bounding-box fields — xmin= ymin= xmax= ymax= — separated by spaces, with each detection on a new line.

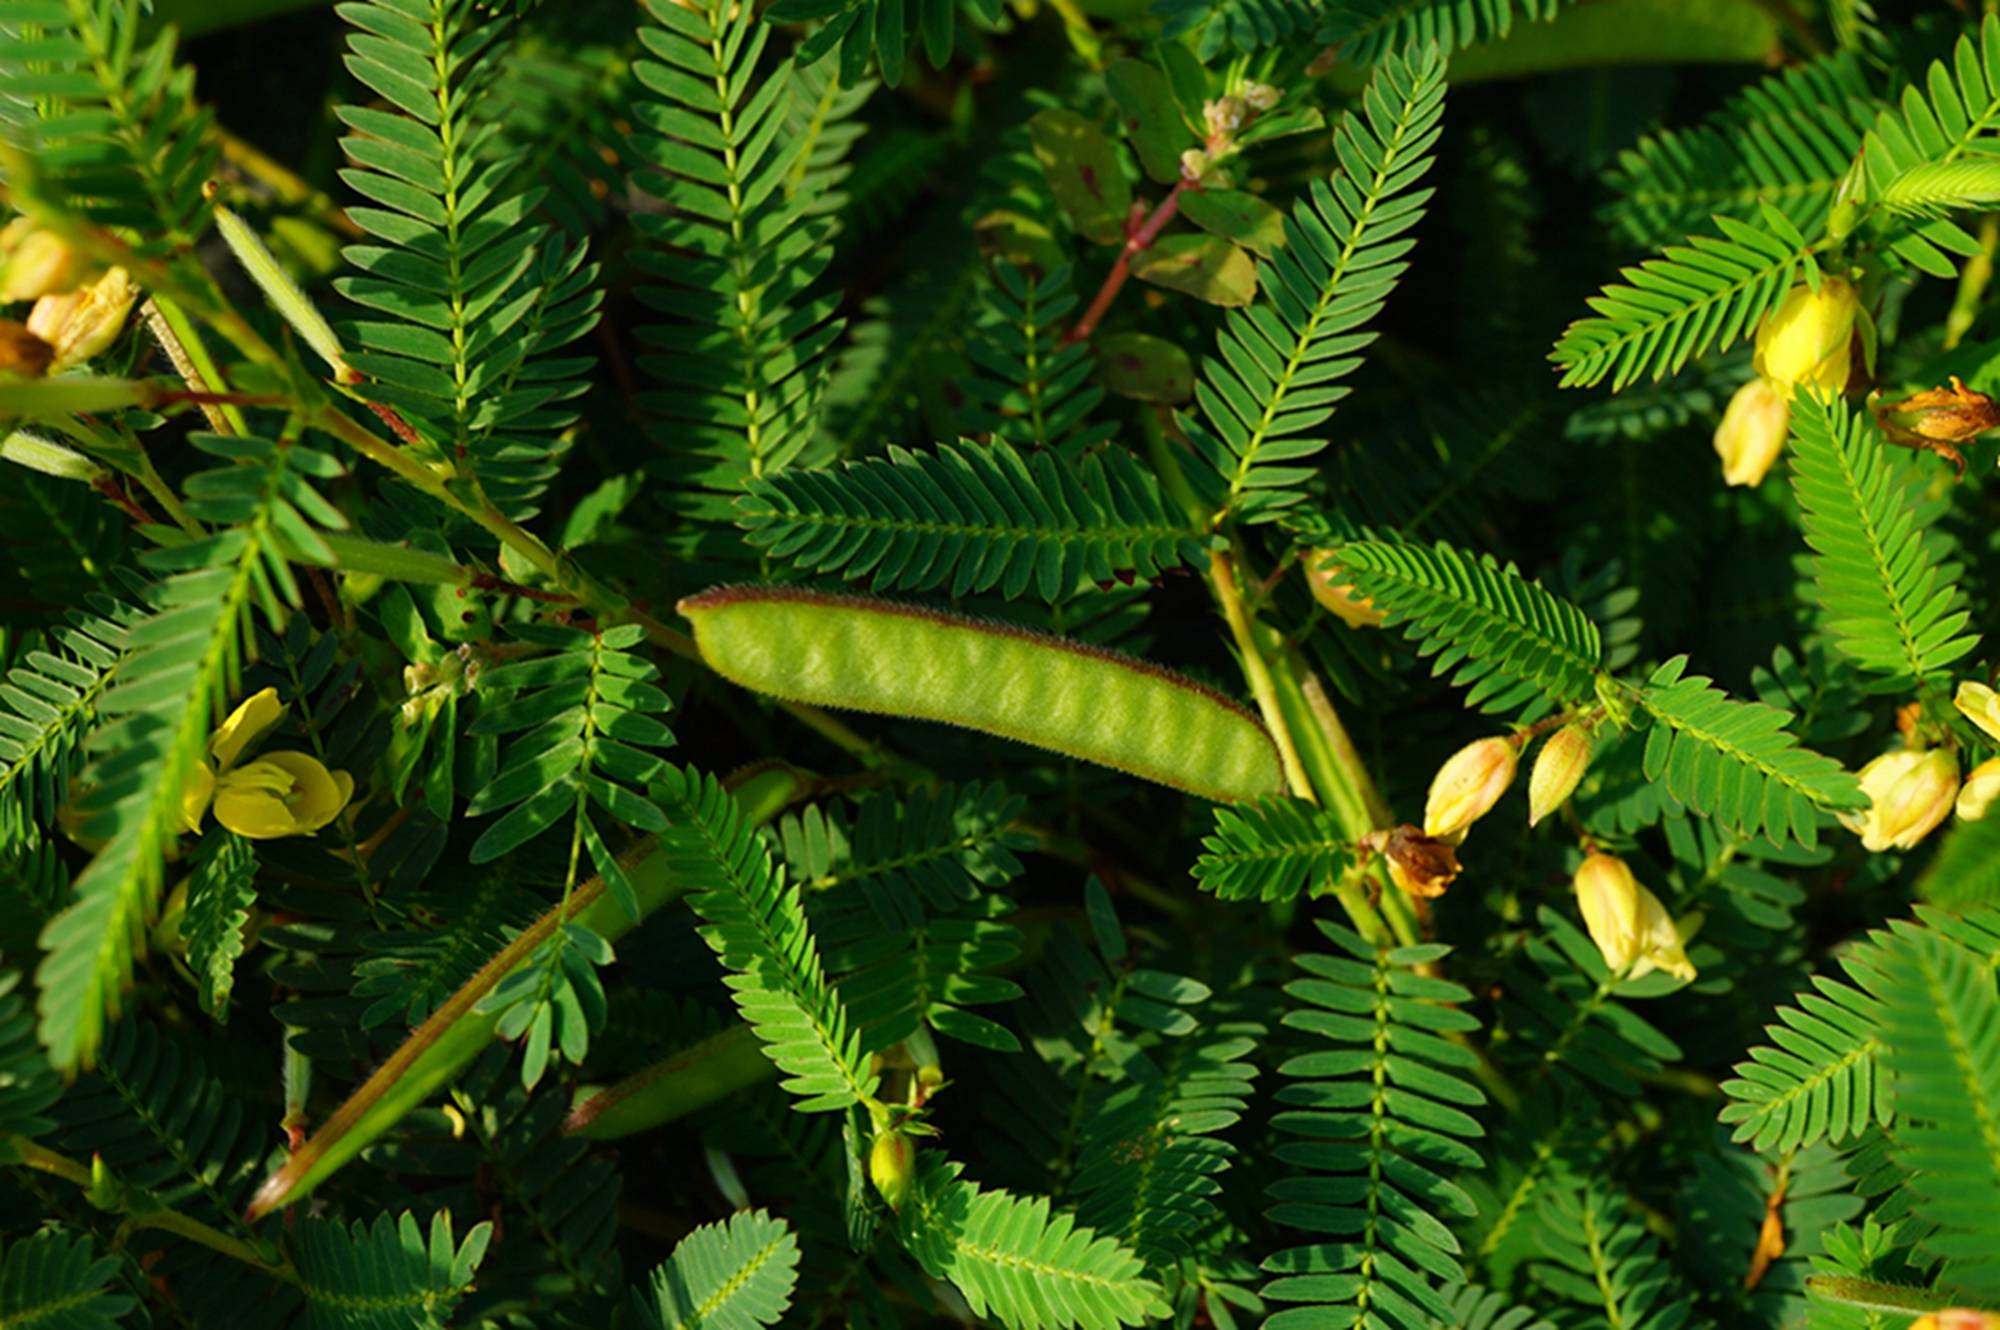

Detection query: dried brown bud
xmin=0 ymin=320 xmax=55 ymax=377
xmin=1366 ymin=824 xmax=1461 ymax=899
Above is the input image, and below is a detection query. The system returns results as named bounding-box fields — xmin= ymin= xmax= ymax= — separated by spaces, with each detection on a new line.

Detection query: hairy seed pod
xmin=680 ymin=587 xmax=1285 ymax=803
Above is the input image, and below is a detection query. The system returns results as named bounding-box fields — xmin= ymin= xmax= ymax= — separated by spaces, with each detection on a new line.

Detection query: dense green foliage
xmin=1 ymin=0 xmax=1999 ymax=1328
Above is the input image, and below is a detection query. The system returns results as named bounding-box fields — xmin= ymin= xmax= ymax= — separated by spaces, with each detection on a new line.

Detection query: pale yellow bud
xmin=1714 ymin=378 xmax=1789 ymax=488
xmin=1423 ymin=736 xmax=1518 ymax=841
xmin=29 ymin=266 xmax=136 ymax=373
xmin=1908 ymin=1313 xmax=2000 ymax=1330
xmin=1305 ymin=551 xmax=1385 ymax=629
xmin=1179 ymin=149 xmax=1211 ymax=183
xmin=1528 ymin=723 xmax=1592 ymax=827
xmin=1840 ymin=748 xmax=1959 ymax=852
xmin=1203 ymin=97 xmax=1245 ymax=137
xmin=1753 ymin=277 xmax=1857 ymax=395
xmin=1957 ymin=757 xmax=2000 ymax=822
xmin=1955 ymin=680 xmax=2000 ymax=745
xmin=1241 ymin=82 xmax=1280 ymax=111
xmin=0 ymin=221 xmax=84 ymax=302
xmin=868 ymin=1128 xmax=914 ymax=1211
xmin=1572 ymin=853 xmax=1696 ymax=982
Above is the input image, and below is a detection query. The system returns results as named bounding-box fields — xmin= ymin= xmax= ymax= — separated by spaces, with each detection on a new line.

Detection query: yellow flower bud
xmin=1305 ymin=552 xmax=1385 ymax=629
xmin=0 ymin=220 xmax=84 ymax=303
xmin=1572 ymin=853 xmax=1696 ymax=982
xmin=29 ymin=265 xmax=136 ymax=373
xmin=212 ymin=751 xmax=354 ymax=840
xmin=1840 ymin=749 xmax=1959 ymax=852
xmin=1528 ymin=723 xmax=1592 ymax=827
xmin=1713 ymin=378 xmax=1790 ymax=488
xmin=1957 ymin=757 xmax=2000 ymax=822
xmin=1909 ymin=1313 xmax=2000 ymax=1330
xmin=209 ymin=686 xmax=288 ymax=772
xmin=1423 ymin=736 xmax=1518 ymax=841
xmin=1955 ymin=680 xmax=2000 ymax=745
xmin=1753 ymin=277 xmax=1858 ymax=395
xmin=868 ymin=1128 xmax=914 ymax=1211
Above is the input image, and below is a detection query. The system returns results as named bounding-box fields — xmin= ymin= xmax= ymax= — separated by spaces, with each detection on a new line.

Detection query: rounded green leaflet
xmin=680 ymin=587 xmax=1285 ymax=804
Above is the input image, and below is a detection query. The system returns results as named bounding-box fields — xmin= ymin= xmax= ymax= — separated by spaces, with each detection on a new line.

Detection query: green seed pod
xmin=680 ymin=587 xmax=1284 ymax=803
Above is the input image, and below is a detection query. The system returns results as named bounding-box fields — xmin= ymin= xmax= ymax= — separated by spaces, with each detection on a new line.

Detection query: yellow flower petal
xmin=209 ymin=686 xmax=287 ymax=771
xmin=212 ymin=750 xmax=352 ymax=840
xmin=182 ymin=758 xmax=215 ymax=834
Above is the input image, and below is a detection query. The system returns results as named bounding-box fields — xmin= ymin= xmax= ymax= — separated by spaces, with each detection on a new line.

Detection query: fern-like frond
xmin=1261 ymin=922 xmax=1484 ymax=1330
xmin=1603 ymin=53 xmax=1875 ymax=247
xmin=1633 ymin=656 xmax=1865 ymax=850
xmin=0 ymin=598 xmax=124 ymax=843
xmin=784 ymin=60 xmax=874 ymax=220
xmin=1436 ymin=1285 xmax=1558 ymax=1330
xmin=466 ymin=623 xmax=674 ymax=919
xmin=0 ymin=968 xmax=59 ymax=1139
xmin=1074 ymin=1024 xmax=1257 ymax=1267
xmin=53 ymin=1019 xmax=269 ymax=1227
xmin=630 ymin=0 xmax=844 ymax=542
xmin=0 ymin=0 xmax=215 ymax=252
xmin=0 ymin=465 xmax=123 ymax=625
xmin=898 ymin=1156 xmax=1166 ymax=1330
xmin=962 ymin=263 xmax=1112 ymax=458
xmin=38 ymin=433 xmax=342 ymax=1071
xmin=1320 ymin=0 xmax=1568 ymax=65
xmin=1843 ymin=13 xmax=2000 ymax=276
xmin=1193 ymin=796 xmax=1352 ymax=902
xmin=1718 ymin=907 xmax=2000 ymax=1154
xmin=655 ymin=765 xmax=881 ymax=1113
xmin=735 ymin=439 xmax=1207 ymax=602
xmin=353 ymin=872 xmax=543 ymax=1029
xmin=1334 ymin=538 xmax=1604 ymax=714
xmin=1878 ymin=928 xmax=2000 ymax=1297
xmin=1497 ymin=907 xmax=1682 ymax=1098
xmin=1551 ymin=211 xmax=1817 ymax=390
xmin=775 ymin=781 xmax=1031 ymax=913
xmin=1183 ymin=45 xmax=1446 ymax=523
xmin=1788 ymin=392 xmax=1978 ymax=683
xmin=182 ymin=831 xmax=256 ymax=1018
xmin=336 ymin=0 xmax=601 ymax=519
xmin=1531 ymin=1175 xmax=1697 ymax=1330
xmin=781 ymin=783 xmax=1033 ymax=1052
xmin=0 ymin=1230 xmax=133 ymax=1330
xmin=767 ymin=0 xmax=1001 ymax=89
xmin=294 ymin=1211 xmax=492 ymax=1330
xmin=1153 ymin=0 xmax=1319 ymax=59
xmin=633 ymin=1208 xmax=799 ymax=1330
xmin=489 ymin=19 xmax=638 ymax=235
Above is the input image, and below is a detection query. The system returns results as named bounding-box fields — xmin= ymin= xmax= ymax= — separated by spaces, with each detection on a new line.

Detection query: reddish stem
xmin=1061 ymin=181 xmax=1189 ymax=346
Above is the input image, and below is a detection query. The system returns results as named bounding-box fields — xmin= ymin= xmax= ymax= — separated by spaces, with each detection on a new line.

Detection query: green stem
xmin=1944 ymin=212 xmax=1999 ymax=350
xmin=6 ymin=1139 xmax=295 ymax=1280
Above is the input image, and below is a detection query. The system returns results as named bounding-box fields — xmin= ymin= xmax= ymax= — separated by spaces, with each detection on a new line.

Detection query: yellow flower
xmin=1714 ymin=378 xmax=1789 ymax=488
xmin=0 ymin=220 xmax=84 ymax=303
xmin=1572 ymin=853 xmax=1697 ymax=982
xmin=1528 ymin=723 xmax=1592 ymax=828
xmin=1955 ymin=680 xmax=2000 ymax=745
xmin=1753 ymin=277 xmax=1858 ymax=395
xmin=182 ymin=760 xmax=216 ymax=834
xmin=27 ymin=265 xmax=136 ymax=373
xmin=1423 ymin=736 xmax=1519 ymax=842
xmin=1909 ymin=1314 xmax=2000 ymax=1330
xmin=210 ymin=686 xmax=287 ymax=770
xmin=1958 ymin=757 xmax=2000 ymax=822
xmin=1840 ymin=749 xmax=1959 ymax=852
xmin=212 ymin=751 xmax=354 ymax=840
xmin=1306 ymin=552 xmax=1385 ymax=630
